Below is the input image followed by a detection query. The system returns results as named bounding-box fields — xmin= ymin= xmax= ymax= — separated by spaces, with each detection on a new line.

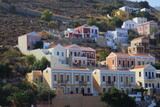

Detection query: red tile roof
xmin=131 ymin=54 xmax=153 ymax=58
xmin=132 ymin=64 xmax=148 ymax=69
xmin=114 ymin=53 xmax=131 ymax=56
xmin=49 ymin=45 xmax=57 ymax=49
xmin=51 ymin=67 xmax=90 ymax=71
xmin=64 ymin=44 xmax=77 ymax=48
xmin=80 ymin=46 xmax=95 ymax=51
xmin=131 ymin=36 xmax=147 ymax=41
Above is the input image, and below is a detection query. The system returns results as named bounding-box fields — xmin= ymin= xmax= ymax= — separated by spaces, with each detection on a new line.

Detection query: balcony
xmin=145 ymin=77 xmax=155 ymax=80
xmin=79 ymin=81 xmax=87 ymax=85
xmin=58 ymin=80 xmax=68 ymax=85
xmin=106 ymin=81 xmax=114 ymax=85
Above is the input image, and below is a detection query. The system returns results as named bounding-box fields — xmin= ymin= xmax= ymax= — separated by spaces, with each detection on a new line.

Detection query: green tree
xmin=3 ymin=50 xmax=21 ymax=64
xmin=99 ymin=51 xmax=110 ymax=61
xmin=49 ymin=21 xmax=58 ymax=29
xmin=0 ymin=63 xmax=12 ymax=78
xmin=153 ymin=62 xmax=160 ymax=69
xmin=139 ymin=1 xmax=149 ymax=8
xmin=32 ymin=60 xmax=41 ymax=70
xmin=41 ymin=10 xmax=53 ymax=21
xmin=34 ymin=40 xmax=43 ymax=49
xmin=107 ymin=17 xmax=123 ymax=30
xmin=40 ymin=57 xmax=50 ymax=70
xmin=69 ymin=20 xmax=82 ymax=28
xmin=100 ymin=87 xmax=137 ymax=107
xmin=86 ymin=18 xmax=98 ymax=26
xmin=25 ymin=54 xmax=36 ymax=66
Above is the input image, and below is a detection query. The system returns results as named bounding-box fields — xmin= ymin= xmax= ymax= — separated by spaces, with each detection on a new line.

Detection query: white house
xmin=132 ymin=17 xmax=147 ymax=24
xmin=140 ymin=8 xmax=151 ymax=13
xmin=119 ymin=6 xmax=138 ymax=13
xmin=121 ymin=20 xmax=138 ymax=30
xmin=48 ymin=44 xmax=67 ymax=65
xmin=105 ymin=28 xmax=128 ymax=43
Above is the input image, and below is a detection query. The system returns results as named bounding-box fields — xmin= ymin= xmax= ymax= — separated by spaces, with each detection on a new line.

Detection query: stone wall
xmin=0 ymin=3 xmax=73 ymax=21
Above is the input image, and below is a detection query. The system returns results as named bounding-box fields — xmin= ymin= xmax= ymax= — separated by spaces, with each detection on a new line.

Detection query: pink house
xmin=64 ymin=24 xmax=99 ymax=39
xmin=137 ymin=21 xmax=158 ymax=36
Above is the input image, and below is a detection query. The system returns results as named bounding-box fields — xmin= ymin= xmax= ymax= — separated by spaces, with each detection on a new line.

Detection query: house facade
xmin=119 ymin=6 xmax=138 ymax=13
xmin=114 ymin=10 xmax=130 ymax=20
xmin=92 ymin=69 xmax=136 ymax=94
xmin=121 ymin=20 xmax=138 ymax=30
xmin=137 ymin=21 xmax=158 ymax=36
xmin=132 ymin=17 xmax=147 ymax=24
xmin=106 ymin=52 xmax=155 ymax=70
xmin=43 ymin=67 xmax=93 ymax=94
xmin=105 ymin=28 xmax=128 ymax=43
xmin=128 ymin=36 xmax=150 ymax=54
xmin=130 ymin=65 xmax=157 ymax=89
xmin=64 ymin=44 xmax=96 ymax=67
xmin=64 ymin=24 xmax=99 ymax=39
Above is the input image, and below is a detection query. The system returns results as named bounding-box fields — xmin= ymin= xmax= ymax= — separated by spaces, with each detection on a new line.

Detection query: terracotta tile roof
xmin=132 ymin=64 xmax=148 ymax=69
xmin=131 ymin=36 xmax=147 ymax=41
xmin=131 ymin=54 xmax=153 ymax=58
xmin=49 ymin=45 xmax=58 ymax=49
xmin=80 ymin=46 xmax=95 ymax=51
xmin=99 ymin=69 xmax=129 ymax=72
xmin=64 ymin=44 xmax=76 ymax=48
xmin=114 ymin=53 xmax=131 ymax=56
xmin=51 ymin=67 xmax=90 ymax=71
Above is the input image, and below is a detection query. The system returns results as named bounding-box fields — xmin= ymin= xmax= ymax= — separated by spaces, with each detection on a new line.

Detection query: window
xmin=138 ymin=61 xmax=141 ymax=65
xmin=57 ymin=52 xmax=59 ymax=55
xmin=62 ymin=52 xmax=64 ymax=56
xmin=131 ymin=77 xmax=133 ymax=82
xmin=54 ymin=75 xmax=57 ymax=81
xmin=145 ymin=83 xmax=148 ymax=88
xmin=112 ymin=60 xmax=114 ymax=65
xmin=131 ymin=61 xmax=134 ymax=65
xmin=142 ymin=61 xmax=144 ymax=65
xmin=75 ymin=75 xmax=78 ymax=81
xmin=102 ymin=76 xmax=105 ymax=82
xmin=66 ymin=75 xmax=70 ymax=81
xmin=145 ymin=72 xmax=148 ymax=77
xmin=139 ymin=72 xmax=141 ymax=77
xmin=152 ymin=72 xmax=154 ymax=77
xmin=152 ymin=83 xmax=154 ymax=88
xmin=119 ymin=60 xmax=121 ymax=65
xmin=60 ymin=75 xmax=63 ymax=81
xmin=87 ymin=75 xmax=90 ymax=82
xmin=149 ymin=83 xmax=151 ymax=87
xmin=103 ymin=87 xmax=106 ymax=92
xmin=75 ymin=87 xmax=79 ymax=93
xmin=81 ymin=75 xmax=84 ymax=82
xmin=87 ymin=88 xmax=90 ymax=93
xmin=113 ymin=76 xmax=116 ymax=82
xmin=121 ymin=76 xmax=123 ymax=82
xmin=74 ymin=52 xmax=77 ymax=56
xmin=35 ymin=78 xmax=38 ymax=82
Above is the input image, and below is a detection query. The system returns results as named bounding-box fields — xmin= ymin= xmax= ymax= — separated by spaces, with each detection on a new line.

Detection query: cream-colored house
xmin=92 ymin=69 xmax=136 ymax=94
xmin=43 ymin=67 xmax=93 ymax=94
xmin=130 ymin=64 xmax=157 ymax=89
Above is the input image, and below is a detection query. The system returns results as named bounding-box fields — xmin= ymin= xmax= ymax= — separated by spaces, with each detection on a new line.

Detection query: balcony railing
xmin=106 ymin=81 xmax=114 ymax=85
xmin=58 ymin=80 xmax=68 ymax=84
xmin=145 ymin=77 xmax=155 ymax=79
xmin=79 ymin=81 xmax=87 ymax=84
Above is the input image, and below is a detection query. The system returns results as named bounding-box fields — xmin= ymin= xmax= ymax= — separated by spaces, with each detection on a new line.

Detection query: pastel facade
xmin=65 ymin=44 xmax=96 ymax=67
xmin=132 ymin=17 xmax=147 ymax=24
xmin=121 ymin=20 xmax=138 ymax=30
xmin=93 ymin=69 xmax=136 ymax=94
xmin=26 ymin=70 xmax=43 ymax=83
xmin=128 ymin=37 xmax=150 ymax=54
xmin=64 ymin=24 xmax=99 ymax=39
xmin=43 ymin=67 xmax=93 ymax=94
xmin=106 ymin=52 xmax=155 ymax=70
xmin=130 ymin=65 xmax=157 ymax=89
xmin=114 ymin=10 xmax=130 ymax=20
xmin=105 ymin=28 xmax=128 ymax=43
xmin=119 ymin=6 xmax=138 ymax=13
xmin=156 ymin=70 xmax=160 ymax=88
xmin=106 ymin=52 xmax=135 ymax=70
xmin=48 ymin=44 xmax=67 ymax=65
xmin=137 ymin=21 xmax=158 ymax=36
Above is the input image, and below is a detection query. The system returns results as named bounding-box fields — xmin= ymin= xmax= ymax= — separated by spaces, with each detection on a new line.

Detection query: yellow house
xmin=92 ymin=69 xmax=136 ymax=94
xmin=26 ymin=70 xmax=43 ymax=83
xmin=114 ymin=10 xmax=130 ymax=20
